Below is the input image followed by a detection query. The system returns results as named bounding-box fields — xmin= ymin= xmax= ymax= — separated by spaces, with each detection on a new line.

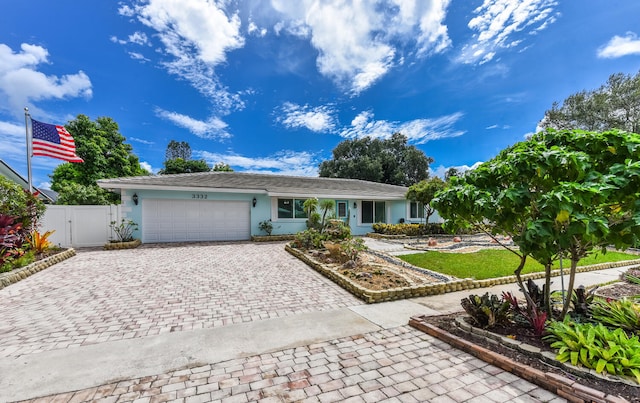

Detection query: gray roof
xmin=0 ymin=159 xmax=55 ymax=203
xmin=97 ymin=172 xmax=408 ymax=200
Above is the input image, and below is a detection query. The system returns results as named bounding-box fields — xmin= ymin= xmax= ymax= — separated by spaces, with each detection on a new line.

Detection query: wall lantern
xmin=353 ymin=202 xmax=357 ymax=209
xmin=132 ymin=193 xmax=139 ymax=206
xmin=252 ymin=197 xmax=257 ymax=207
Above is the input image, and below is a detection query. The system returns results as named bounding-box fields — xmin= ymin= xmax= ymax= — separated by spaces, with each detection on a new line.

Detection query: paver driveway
xmin=0 ymin=242 xmax=362 ymax=358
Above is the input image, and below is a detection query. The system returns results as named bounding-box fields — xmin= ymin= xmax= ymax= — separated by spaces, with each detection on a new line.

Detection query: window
xmin=277 ymin=198 xmax=308 ymax=219
xmin=361 ymin=201 xmax=386 ymax=224
xmin=410 ymin=202 xmax=425 ymax=219
xmin=337 ymin=201 xmax=347 ymax=218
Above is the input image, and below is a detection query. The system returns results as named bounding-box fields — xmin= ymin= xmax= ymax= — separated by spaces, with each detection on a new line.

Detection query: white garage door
xmin=142 ymin=199 xmax=251 ymax=243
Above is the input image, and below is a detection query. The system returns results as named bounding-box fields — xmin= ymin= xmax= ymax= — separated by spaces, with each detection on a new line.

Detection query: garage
xmin=142 ymin=199 xmax=251 ymax=243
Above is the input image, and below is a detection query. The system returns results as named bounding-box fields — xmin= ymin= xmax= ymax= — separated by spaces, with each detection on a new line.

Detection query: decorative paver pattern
xmin=21 ymin=326 xmax=564 ymax=403
xmin=0 ymin=242 xmax=362 ymax=358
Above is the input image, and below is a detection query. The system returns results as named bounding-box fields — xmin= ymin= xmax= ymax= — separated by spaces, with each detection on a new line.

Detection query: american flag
xmin=31 ymin=119 xmax=84 ymax=163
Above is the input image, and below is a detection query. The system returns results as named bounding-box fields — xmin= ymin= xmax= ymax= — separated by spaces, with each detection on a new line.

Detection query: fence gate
xmin=41 ymin=205 xmax=121 ymax=248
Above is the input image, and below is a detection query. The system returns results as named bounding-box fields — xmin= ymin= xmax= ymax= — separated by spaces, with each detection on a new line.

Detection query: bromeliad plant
xmin=461 ymin=293 xmax=511 ymax=329
xmin=27 ymin=230 xmax=55 ymax=254
xmin=545 ymin=319 xmax=640 ymax=383
xmin=503 ymin=291 xmax=548 ymax=336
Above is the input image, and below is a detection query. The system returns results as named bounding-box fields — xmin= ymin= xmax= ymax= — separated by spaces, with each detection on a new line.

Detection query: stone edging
xmin=251 ymin=235 xmax=296 ymax=242
xmin=408 ymin=315 xmax=631 ymax=403
xmin=103 ymin=239 xmax=142 ymax=250
xmin=286 ymin=242 xmax=640 ymax=304
xmin=0 ymin=249 xmax=76 ymax=290
xmin=453 ymin=316 xmax=639 ymax=388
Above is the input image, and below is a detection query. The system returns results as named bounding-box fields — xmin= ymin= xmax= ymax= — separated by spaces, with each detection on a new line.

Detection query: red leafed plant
xmin=0 ymin=214 xmax=25 ymax=267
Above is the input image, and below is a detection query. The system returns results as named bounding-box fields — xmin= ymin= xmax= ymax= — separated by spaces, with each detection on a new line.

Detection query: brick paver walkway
xmin=0 ymin=242 xmax=362 ymax=358
xmin=20 ymin=326 xmax=563 ymax=403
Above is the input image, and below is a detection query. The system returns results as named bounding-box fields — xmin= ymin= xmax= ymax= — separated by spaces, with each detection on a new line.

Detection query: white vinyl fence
xmin=41 ymin=205 xmax=122 ymax=248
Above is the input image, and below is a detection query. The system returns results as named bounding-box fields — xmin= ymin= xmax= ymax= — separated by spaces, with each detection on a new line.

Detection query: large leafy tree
xmin=50 ymin=115 xmax=148 ymax=205
xmin=405 ymin=177 xmax=445 ymax=224
xmin=540 ymin=71 xmax=640 ymax=133
xmin=319 ymin=133 xmax=433 ymax=186
xmin=432 ymin=129 xmax=640 ymax=319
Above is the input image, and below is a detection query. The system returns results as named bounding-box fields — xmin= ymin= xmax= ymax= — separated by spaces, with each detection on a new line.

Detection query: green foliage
xmin=541 ymin=70 xmax=640 ymax=134
xmin=0 ymin=214 xmax=25 ymax=268
xmin=399 ymin=249 xmax=639 ymax=281
xmin=319 ymin=133 xmax=433 ymax=186
xmin=432 ymin=129 xmax=640 ymax=319
xmin=502 ymin=291 xmax=548 ymax=336
xmin=545 ymin=319 xmax=640 ymax=383
xmin=55 ymin=182 xmax=114 ymax=205
xmin=461 ymin=293 xmax=511 ymax=329
xmin=406 ymin=177 xmax=446 ymax=224
xmin=590 ymin=298 xmax=640 ymax=334
xmin=1 ymin=250 xmax=34 ymax=273
xmin=51 ymin=115 xmax=148 ymax=205
xmin=109 ymin=219 xmax=138 ymax=242
xmin=340 ymin=237 xmax=367 ymax=262
xmin=323 ymin=219 xmax=351 ymax=241
xmin=258 ymin=219 xmax=273 ymax=236
xmin=0 ymin=176 xmax=46 ymax=232
xmin=570 ymin=285 xmax=597 ymax=319
xmin=292 ymin=228 xmax=326 ymax=250
xmin=212 ymin=162 xmax=233 ymax=172
xmin=623 ymin=268 xmax=640 ymax=285
xmin=445 ymin=167 xmax=461 ymax=182
xmin=159 ymin=158 xmax=210 ymax=174
xmin=372 ymin=223 xmax=446 ymax=236
xmin=303 ymin=199 xmax=336 ymax=232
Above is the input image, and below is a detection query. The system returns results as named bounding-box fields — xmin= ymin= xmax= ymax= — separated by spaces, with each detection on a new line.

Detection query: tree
xmin=444 ymin=167 xmax=460 ymax=182
xmin=319 ymin=133 xmax=433 ymax=186
xmin=405 ymin=177 xmax=445 ymax=224
xmin=165 ymin=140 xmax=192 ymax=160
xmin=159 ymin=158 xmax=210 ymax=175
xmin=159 ymin=140 xmax=211 ymax=175
xmin=0 ymin=176 xmax=45 ymax=232
xmin=212 ymin=162 xmax=233 ymax=172
xmin=540 ymin=71 xmax=640 ymax=133
xmin=50 ymin=115 xmax=148 ymax=205
xmin=432 ymin=129 xmax=640 ymax=319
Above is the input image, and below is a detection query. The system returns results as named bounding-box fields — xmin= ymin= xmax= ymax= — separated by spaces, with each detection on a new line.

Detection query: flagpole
xmin=24 ymin=107 xmax=33 ymax=193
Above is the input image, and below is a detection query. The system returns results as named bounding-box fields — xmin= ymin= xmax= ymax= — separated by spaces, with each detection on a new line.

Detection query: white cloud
xmin=0 ymin=120 xmax=26 ymax=159
xmin=458 ymin=0 xmax=559 ymax=64
xmin=139 ymin=161 xmax=158 ymax=174
xmin=340 ymin=110 xmax=465 ymax=144
xmin=0 ymin=43 xmax=92 ymax=113
xmin=277 ymin=102 xmax=336 ymax=132
xmin=129 ymin=31 xmax=149 ymax=46
xmin=155 ymin=108 xmax=231 ymax=139
xmin=247 ymin=21 xmax=267 ymax=37
xmin=270 ymin=0 xmax=451 ymax=94
xmin=128 ymin=52 xmax=150 ymax=62
xmin=430 ymin=162 xmax=483 ymax=178
xmin=129 ymin=137 xmax=154 ymax=145
xmin=123 ymin=0 xmax=246 ymax=113
xmin=200 ymin=150 xmax=320 ymax=176
xmin=597 ymin=32 xmax=640 ymax=58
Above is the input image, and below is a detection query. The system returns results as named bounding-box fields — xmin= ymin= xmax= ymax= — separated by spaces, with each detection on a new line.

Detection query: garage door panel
xmin=142 ymin=199 xmax=250 ymax=243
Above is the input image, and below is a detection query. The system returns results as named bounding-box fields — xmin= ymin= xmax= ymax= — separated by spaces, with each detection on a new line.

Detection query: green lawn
xmin=399 ymin=249 xmax=640 ymax=280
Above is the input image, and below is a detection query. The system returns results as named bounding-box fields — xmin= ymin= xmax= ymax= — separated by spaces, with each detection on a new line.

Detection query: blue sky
xmin=1 ymin=1 xmax=640 ymax=190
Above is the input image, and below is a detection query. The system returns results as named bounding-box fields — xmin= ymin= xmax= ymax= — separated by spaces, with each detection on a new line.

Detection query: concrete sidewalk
xmin=2 ymin=264 xmax=624 ymax=402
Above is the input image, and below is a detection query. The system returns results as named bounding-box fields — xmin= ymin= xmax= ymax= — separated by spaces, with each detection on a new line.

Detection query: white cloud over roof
xmin=155 ymin=108 xmax=231 ymax=139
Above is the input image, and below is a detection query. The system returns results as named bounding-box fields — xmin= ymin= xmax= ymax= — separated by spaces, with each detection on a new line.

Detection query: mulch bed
xmin=422 ymin=313 xmax=639 ymax=402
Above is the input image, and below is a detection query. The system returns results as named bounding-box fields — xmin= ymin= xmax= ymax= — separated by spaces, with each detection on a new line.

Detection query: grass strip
xmin=399 ymin=249 xmax=639 ymax=280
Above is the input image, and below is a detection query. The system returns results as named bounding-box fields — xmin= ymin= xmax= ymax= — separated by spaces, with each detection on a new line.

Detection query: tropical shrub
xmin=109 ymin=219 xmax=138 ymax=242
xmin=292 ymin=228 xmax=325 ymax=250
xmin=545 ymin=319 xmax=640 ymax=383
xmin=0 ymin=176 xmax=45 ymax=233
xmin=590 ymin=298 xmax=640 ymax=334
xmin=341 ymin=237 xmax=367 ymax=262
xmin=258 ymin=219 xmax=273 ymax=236
xmin=503 ymin=291 xmax=548 ymax=336
xmin=0 ymin=214 xmax=26 ymax=269
xmin=461 ymin=293 xmax=511 ymax=329
xmin=27 ymin=230 xmax=55 ymax=254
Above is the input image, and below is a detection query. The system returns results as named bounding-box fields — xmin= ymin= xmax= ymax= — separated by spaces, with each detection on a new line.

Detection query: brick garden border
xmin=409 ymin=315 xmax=631 ymax=403
xmin=0 ymin=248 xmax=76 ymax=290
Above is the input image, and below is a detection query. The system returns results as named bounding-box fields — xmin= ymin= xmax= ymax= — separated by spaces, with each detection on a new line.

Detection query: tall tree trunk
xmin=559 ymin=258 xmax=578 ymax=320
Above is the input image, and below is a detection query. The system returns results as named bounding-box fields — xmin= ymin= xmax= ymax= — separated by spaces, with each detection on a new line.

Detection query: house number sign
xmin=191 ymin=194 xmax=208 ymax=199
